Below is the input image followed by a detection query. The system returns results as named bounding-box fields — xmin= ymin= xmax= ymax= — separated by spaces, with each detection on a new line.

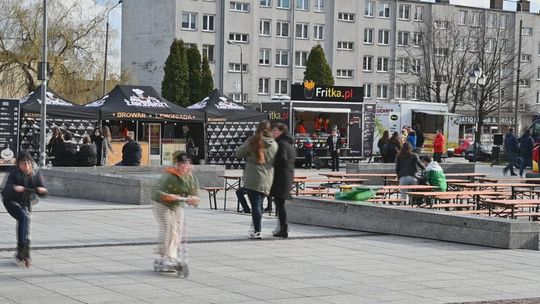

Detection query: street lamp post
xmin=102 ymin=0 xmax=122 ymax=97
xmin=227 ymin=40 xmax=244 ymax=105
xmin=39 ymin=0 xmax=48 ymax=168
xmin=469 ymin=67 xmax=487 ymax=163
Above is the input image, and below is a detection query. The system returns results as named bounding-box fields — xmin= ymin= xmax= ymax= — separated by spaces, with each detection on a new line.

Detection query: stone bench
xmin=288 ymin=197 xmax=539 ymax=250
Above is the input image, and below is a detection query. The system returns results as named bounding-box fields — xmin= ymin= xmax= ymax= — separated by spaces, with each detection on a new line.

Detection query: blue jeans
xmin=520 ymin=157 xmax=532 ymax=177
xmin=3 ymin=201 xmax=30 ymax=245
xmin=236 ymin=187 xmax=251 ymax=212
xmin=243 ymin=189 xmax=264 ymax=232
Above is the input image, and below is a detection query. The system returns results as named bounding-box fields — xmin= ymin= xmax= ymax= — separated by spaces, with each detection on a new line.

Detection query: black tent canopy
xmin=19 ymin=85 xmax=99 ymax=119
xmin=85 ymin=85 xmax=203 ymax=122
xmin=188 ymin=89 xmax=267 ymax=122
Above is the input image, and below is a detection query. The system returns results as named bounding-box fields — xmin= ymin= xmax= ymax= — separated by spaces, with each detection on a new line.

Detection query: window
xmin=275 ymin=50 xmax=289 ymax=66
xmin=275 ymin=79 xmax=288 ymax=94
xmin=521 ymin=54 xmax=532 ymax=62
xmin=470 ymin=11 xmax=480 ymax=26
xmin=295 ymin=51 xmax=308 ymax=67
xmin=411 ymin=85 xmax=421 ymax=100
xmin=314 ymin=0 xmax=324 ymax=12
xmin=378 ymin=30 xmax=389 ymax=45
xmin=230 ymin=2 xmax=250 ymax=12
xmin=314 ymin=24 xmax=323 ymax=40
xmin=397 ymin=58 xmax=409 ymax=73
xmin=458 ymin=10 xmax=467 ymax=25
xmin=522 ymin=27 xmax=533 ymax=35
xmin=337 ymin=41 xmax=354 ymax=50
xmin=487 ymin=13 xmax=497 ymax=27
xmin=364 ymin=84 xmax=372 ymax=98
xmin=457 ymin=38 xmax=466 ymax=51
xmin=260 ymin=0 xmax=271 ymax=7
xmin=537 ymin=91 xmax=540 ymax=104
xmin=230 ymin=93 xmax=248 ymax=102
xmin=259 ymin=49 xmax=271 ymax=65
xmin=337 ymin=69 xmax=353 ymax=78
xmin=377 ymin=57 xmax=389 ymax=72
xmin=363 ymin=56 xmax=373 ymax=71
xmin=398 ymin=5 xmax=410 ymax=20
xmin=397 ymin=84 xmax=407 ymax=99
xmin=537 ymin=67 xmax=540 ymax=80
xmin=259 ymin=78 xmax=270 ymax=94
xmin=519 ymin=79 xmax=531 ymax=87
xmin=181 ymin=12 xmax=197 ymax=30
xmin=338 ymin=12 xmax=355 ymax=22
xmin=434 ymin=74 xmax=448 ymax=83
xmin=260 ymin=20 xmax=271 ymax=36
xmin=499 ymin=15 xmax=508 ymax=28
xmin=202 ymin=44 xmax=214 ymax=62
xmin=470 ymin=39 xmax=478 ymax=52
xmin=377 ymin=84 xmax=388 ymax=99
xmin=435 ymin=21 xmax=449 ymax=29
xmin=296 ymin=0 xmax=309 ymax=10
xmin=412 ymin=59 xmax=421 ymax=74
xmin=413 ymin=32 xmax=422 ymax=47
xmin=414 ymin=6 xmax=423 ymax=21
xmin=378 ymin=3 xmax=390 ymax=18
xmin=397 ymin=32 xmax=409 ymax=46
xmin=202 ymin=14 xmax=215 ymax=31
xmin=486 ymin=39 xmax=496 ymax=53
xmin=365 ymin=0 xmax=375 ymax=17
xmin=276 ymin=21 xmax=290 ymax=37
xmin=364 ymin=28 xmax=374 ymax=44
xmin=229 ymin=33 xmax=249 ymax=43
xmin=295 ymin=23 xmax=308 ymax=39
xmin=228 ymin=63 xmax=248 ymax=72
xmin=434 ymin=48 xmax=448 ymax=57
xmin=277 ymin=0 xmax=290 ymax=8
xmin=185 ymin=43 xmax=197 ymax=49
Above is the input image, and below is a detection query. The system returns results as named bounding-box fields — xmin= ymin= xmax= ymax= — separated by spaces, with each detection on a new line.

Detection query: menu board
xmin=362 ymin=104 xmax=376 ymax=157
xmin=0 ymin=99 xmax=20 ymax=166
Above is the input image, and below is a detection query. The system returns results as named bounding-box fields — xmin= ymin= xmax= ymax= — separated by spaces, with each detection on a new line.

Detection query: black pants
xmin=3 ymin=201 xmax=30 ymax=245
xmin=330 ymin=151 xmax=339 ymax=171
xmin=274 ymin=197 xmax=287 ymax=226
xmin=433 ymin=152 xmax=442 ymax=163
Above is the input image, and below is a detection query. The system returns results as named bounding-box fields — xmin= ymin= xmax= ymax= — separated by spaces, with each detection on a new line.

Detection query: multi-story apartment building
xmin=121 ymin=0 xmax=540 ymax=132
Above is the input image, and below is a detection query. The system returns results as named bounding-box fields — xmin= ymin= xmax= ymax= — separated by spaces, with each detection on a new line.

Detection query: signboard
xmin=291 ymin=81 xmax=363 ymax=102
xmin=262 ymin=102 xmax=289 ymax=126
xmin=457 ymin=116 xmax=515 ymax=125
xmin=363 ymin=104 xmax=375 ymax=157
xmin=0 ymin=99 xmax=20 ymax=166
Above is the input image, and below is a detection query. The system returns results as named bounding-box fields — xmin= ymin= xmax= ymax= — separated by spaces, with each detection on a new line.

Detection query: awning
xmin=413 ymin=110 xmax=460 ymax=116
xmin=293 ymin=107 xmax=351 ymax=113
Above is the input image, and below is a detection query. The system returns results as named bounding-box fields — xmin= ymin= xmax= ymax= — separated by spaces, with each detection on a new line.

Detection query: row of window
xmin=259 ymin=0 xmax=326 ymax=12
xmin=363 ymin=84 xmax=424 ymax=100
xmin=258 ymin=78 xmax=290 ymax=95
xmin=363 ymin=29 xmax=422 ymax=47
xmin=259 ymin=20 xmax=324 ymax=39
xmin=458 ymin=10 xmax=510 ymax=28
xmin=341 ymin=3 xmax=424 ymax=21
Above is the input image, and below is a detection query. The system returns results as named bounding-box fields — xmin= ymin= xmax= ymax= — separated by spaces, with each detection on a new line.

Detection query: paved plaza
xmin=1 ymin=163 xmax=540 ymax=303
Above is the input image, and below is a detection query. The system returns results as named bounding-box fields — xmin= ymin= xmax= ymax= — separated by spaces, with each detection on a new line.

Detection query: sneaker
xmin=248 ymin=224 xmax=255 ymax=234
xmin=249 ymin=231 xmax=262 ymax=239
xmin=511 ymin=173 xmax=518 ymax=176
xmin=160 ymin=257 xmax=176 ymax=268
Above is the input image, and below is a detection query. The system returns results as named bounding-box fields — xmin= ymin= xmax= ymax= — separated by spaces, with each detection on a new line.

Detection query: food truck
xmin=373 ymin=100 xmax=460 ymax=155
xmin=261 ymin=82 xmax=375 ymax=167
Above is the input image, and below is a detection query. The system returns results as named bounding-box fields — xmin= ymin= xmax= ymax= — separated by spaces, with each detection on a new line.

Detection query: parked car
xmin=453 ymin=139 xmax=472 ymax=157
xmin=464 ymin=144 xmax=493 ymax=162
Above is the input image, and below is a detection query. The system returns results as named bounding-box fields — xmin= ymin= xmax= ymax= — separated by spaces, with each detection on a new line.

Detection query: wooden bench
xmin=367 ymin=198 xmax=407 ymax=205
xmin=452 ymin=209 xmax=491 ymax=215
xmin=202 ymin=187 xmax=224 ymax=210
xmin=429 ymin=203 xmax=475 ymax=210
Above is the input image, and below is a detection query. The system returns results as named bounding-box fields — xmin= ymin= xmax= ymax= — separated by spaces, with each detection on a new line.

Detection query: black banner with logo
xmin=0 ymin=99 xmax=20 ymax=166
xmin=291 ymin=84 xmax=363 ymax=102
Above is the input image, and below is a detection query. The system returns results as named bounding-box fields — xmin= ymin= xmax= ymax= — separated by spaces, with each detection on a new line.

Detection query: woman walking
xmin=101 ymin=126 xmax=114 ymax=166
xmin=236 ymin=121 xmax=278 ymax=239
xmin=270 ymin=123 xmax=295 ymax=238
xmin=384 ymin=132 xmax=401 ymax=163
xmin=377 ymin=130 xmax=390 ymax=162
xmin=395 ymin=143 xmax=425 ymax=198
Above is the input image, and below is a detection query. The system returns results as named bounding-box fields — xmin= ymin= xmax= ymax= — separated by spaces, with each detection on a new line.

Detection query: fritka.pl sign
xmin=291 ymin=81 xmax=363 ymax=102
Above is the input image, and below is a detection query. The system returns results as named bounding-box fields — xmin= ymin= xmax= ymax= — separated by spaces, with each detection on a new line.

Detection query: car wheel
xmin=460 ymin=151 xmax=466 ymax=157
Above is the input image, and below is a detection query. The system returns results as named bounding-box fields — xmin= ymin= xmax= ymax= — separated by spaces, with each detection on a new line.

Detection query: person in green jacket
xmin=421 ymin=156 xmax=447 ymax=192
xmin=236 ymin=121 xmax=278 ymax=239
xmin=152 ymin=152 xmax=200 ymax=268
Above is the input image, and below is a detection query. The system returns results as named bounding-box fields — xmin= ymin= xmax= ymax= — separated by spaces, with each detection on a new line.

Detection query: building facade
xmin=121 ymin=0 xmax=540 ymax=133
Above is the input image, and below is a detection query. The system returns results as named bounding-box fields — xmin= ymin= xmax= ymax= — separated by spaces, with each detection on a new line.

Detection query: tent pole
xmin=136 ymin=121 xmax=139 ymax=141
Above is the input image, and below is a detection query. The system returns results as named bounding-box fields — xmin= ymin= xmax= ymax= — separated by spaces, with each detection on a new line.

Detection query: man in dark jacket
xmin=77 ymin=136 xmax=97 ymax=166
xmin=117 ymin=136 xmax=142 ymax=166
xmin=413 ymin=125 xmax=425 ymax=154
xmin=269 ymin=123 xmax=295 ymax=238
xmin=518 ymin=129 xmax=535 ymax=177
xmin=54 ymin=132 xmax=78 ymax=167
xmin=326 ymin=127 xmax=341 ymax=171
xmin=503 ymin=128 xmax=519 ymax=176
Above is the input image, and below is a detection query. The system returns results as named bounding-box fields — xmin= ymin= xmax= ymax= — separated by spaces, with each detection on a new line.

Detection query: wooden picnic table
xmin=477 ymin=177 xmax=540 ymax=183
xmin=482 ymin=199 xmax=540 ymax=218
xmin=319 ymin=173 xmax=396 ymax=185
xmin=378 ymin=185 xmax=436 ymax=198
xmin=450 ymin=183 xmax=540 ymax=199
xmin=292 ymin=178 xmax=368 ymax=196
xmin=444 ymin=173 xmax=488 ymax=181
xmin=219 ymin=175 xmax=242 ymax=211
xmin=407 ymin=190 xmax=503 ymax=208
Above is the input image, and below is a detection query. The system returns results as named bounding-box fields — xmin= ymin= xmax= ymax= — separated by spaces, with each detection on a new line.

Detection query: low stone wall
xmin=288 ymin=197 xmax=539 ymax=250
xmin=40 ymin=165 xmax=225 ymax=205
xmin=346 ymin=163 xmax=475 ymax=185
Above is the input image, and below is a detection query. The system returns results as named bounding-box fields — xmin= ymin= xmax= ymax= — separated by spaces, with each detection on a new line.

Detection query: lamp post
xmin=102 ymin=0 xmax=122 ymax=96
xmin=469 ymin=67 xmax=487 ymax=163
xmin=514 ymin=1 xmax=523 ymax=132
xmin=227 ymin=40 xmax=244 ymax=105
xmin=39 ymin=0 xmax=48 ymax=168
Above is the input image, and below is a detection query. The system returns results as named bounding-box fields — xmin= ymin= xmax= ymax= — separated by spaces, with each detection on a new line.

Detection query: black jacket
xmin=416 ymin=131 xmax=425 ymax=148
xmin=519 ymin=134 xmax=535 ymax=158
xmin=122 ymin=140 xmax=142 ymax=166
xmin=77 ymin=143 xmax=97 ymax=166
xmin=396 ymin=153 xmax=425 ymax=178
xmin=1 ymin=167 xmax=46 ymax=209
xmin=326 ymin=135 xmax=342 ymax=152
xmin=54 ymin=142 xmax=78 ymax=166
xmin=383 ymin=140 xmax=401 ymax=162
xmin=270 ymin=133 xmax=296 ymax=199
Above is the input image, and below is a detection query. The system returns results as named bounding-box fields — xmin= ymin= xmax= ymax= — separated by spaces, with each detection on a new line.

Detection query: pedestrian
xmin=413 ymin=125 xmax=425 ymax=154
xmin=396 ymin=143 xmax=425 ymax=198
xmin=46 ymin=127 xmax=63 ymax=163
xmin=76 ymin=136 xmax=97 ymax=166
xmin=407 ymin=129 xmax=417 ymax=150
xmin=326 ymin=127 xmax=341 ymax=172
xmin=235 ymin=121 xmax=278 ymax=239
xmin=518 ymin=129 xmax=535 ymax=177
xmin=377 ymin=130 xmax=390 ymax=162
xmin=421 ymin=156 xmax=447 ymax=192
xmin=433 ymin=129 xmax=446 ymax=163
xmin=152 ymin=152 xmax=200 ymax=268
xmin=269 ymin=123 xmax=296 ymax=238
xmin=383 ymin=132 xmax=401 ymax=163
xmin=1 ymin=152 xmax=48 ymax=267
xmin=90 ymin=128 xmax=104 ymax=165
xmin=101 ymin=126 xmax=114 ymax=166
xmin=503 ymin=128 xmax=519 ymax=176
xmin=116 ymin=136 xmax=142 ymax=166
xmin=54 ymin=132 xmax=78 ymax=166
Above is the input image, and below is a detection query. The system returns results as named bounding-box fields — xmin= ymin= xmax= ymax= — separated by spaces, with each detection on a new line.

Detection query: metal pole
xmin=102 ymin=19 xmax=109 ymax=96
xmin=498 ymin=52 xmax=502 ymax=132
xmin=39 ymin=0 xmax=48 ymax=168
xmin=239 ymin=46 xmax=244 ymax=105
xmin=514 ymin=18 xmax=522 ymax=131
xmin=474 ymin=83 xmax=479 ymax=162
